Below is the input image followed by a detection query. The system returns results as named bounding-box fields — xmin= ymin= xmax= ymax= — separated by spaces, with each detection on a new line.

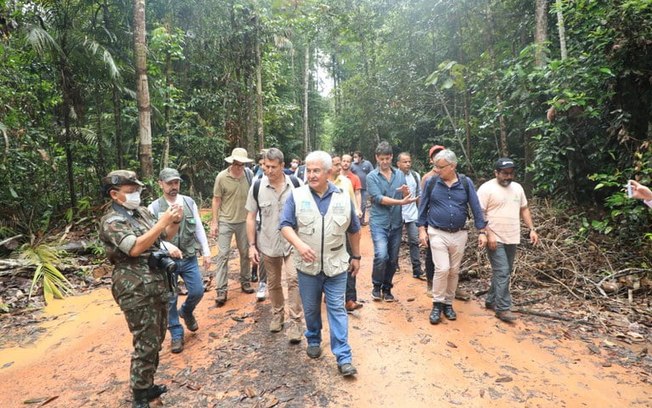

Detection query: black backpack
xmin=424 ymin=173 xmax=472 ymax=218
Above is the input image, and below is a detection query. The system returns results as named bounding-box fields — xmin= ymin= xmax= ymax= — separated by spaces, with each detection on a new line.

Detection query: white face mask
xmin=122 ymin=191 xmax=141 ymax=210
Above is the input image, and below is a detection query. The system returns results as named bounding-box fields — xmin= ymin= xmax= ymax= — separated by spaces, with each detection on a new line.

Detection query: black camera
xmin=148 ymin=250 xmax=177 ymax=274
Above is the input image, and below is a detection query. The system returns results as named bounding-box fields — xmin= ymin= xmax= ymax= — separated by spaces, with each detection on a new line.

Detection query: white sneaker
xmin=256 ymin=282 xmax=267 ymax=301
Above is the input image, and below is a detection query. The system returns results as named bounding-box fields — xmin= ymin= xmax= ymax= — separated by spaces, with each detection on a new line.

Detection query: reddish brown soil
xmin=0 ymin=226 xmax=650 ymax=407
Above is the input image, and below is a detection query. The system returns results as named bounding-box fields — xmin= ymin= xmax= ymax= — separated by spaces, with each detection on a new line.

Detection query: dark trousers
xmin=425 ymin=241 xmax=434 ymax=282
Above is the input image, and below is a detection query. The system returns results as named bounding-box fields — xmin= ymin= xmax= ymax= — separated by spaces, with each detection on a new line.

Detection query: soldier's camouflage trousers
xmin=123 ymin=301 xmax=168 ymax=390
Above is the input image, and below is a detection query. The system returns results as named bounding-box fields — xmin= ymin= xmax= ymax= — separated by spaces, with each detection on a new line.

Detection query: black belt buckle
xmin=435 ymin=226 xmax=462 ymax=233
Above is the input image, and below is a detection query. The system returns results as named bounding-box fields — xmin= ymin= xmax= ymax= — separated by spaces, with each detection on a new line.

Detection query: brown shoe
xmin=269 ymin=314 xmax=284 ymax=333
xmin=496 ymin=310 xmax=517 ymax=322
xmin=345 ymin=300 xmax=363 ymax=312
xmin=455 ymin=288 xmax=471 ymax=301
xmin=286 ymin=321 xmax=303 ymax=344
xmin=171 ymin=338 xmax=184 ymax=353
xmin=241 ymin=282 xmax=255 ymax=294
xmin=215 ymin=290 xmax=227 ymax=306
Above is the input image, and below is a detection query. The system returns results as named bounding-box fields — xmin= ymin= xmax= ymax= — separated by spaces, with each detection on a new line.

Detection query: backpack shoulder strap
xmin=289 ymin=175 xmax=301 ymax=188
xmin=410 ymin=170 xmax=421 ymax=197
xmin=245 ymin=167 xmax=253 ymax=185
xmin=253 ymin=178 xmax=262 ymax=206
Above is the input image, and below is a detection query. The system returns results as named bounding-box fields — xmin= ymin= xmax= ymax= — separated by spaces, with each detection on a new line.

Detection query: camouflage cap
xmin=102 ymin=170 xmax=144 ymax=188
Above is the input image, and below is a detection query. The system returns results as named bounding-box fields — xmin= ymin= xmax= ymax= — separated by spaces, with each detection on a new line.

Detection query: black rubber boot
xmin=147 ymin=384 xmax=168 ymax=401
xmin=132 ymin=389 xmax=150 ymax=408
xmin=429 ymin=302 xmax=443 ymax=325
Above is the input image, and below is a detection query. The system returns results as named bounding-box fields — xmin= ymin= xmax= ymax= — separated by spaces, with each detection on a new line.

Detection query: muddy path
xmin=1 ymin=226 xmax=650 ymax=407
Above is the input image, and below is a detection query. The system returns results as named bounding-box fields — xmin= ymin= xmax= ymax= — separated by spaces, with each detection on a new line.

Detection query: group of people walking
xmin=98 ymin=141 xmax=540 ymax=407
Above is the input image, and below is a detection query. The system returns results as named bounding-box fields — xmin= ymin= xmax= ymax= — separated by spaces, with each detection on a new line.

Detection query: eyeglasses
xmin=434 ymin=163 xmax=451 ymax=170
xmin=232 ymin=162 xmax=244 ymax=167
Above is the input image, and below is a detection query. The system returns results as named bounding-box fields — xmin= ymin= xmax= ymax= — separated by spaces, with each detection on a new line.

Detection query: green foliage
xmin=19 ymin=242 xmax=74 ymax=304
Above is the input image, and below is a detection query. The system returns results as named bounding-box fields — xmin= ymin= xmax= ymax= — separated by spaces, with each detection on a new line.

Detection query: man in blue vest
xmin=148 ymin=168 xmax=211 ymax=353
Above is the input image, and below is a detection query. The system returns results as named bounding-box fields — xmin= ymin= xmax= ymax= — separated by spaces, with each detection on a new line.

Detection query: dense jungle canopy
xmin=0 ymin=0 xmax=651 ymax=248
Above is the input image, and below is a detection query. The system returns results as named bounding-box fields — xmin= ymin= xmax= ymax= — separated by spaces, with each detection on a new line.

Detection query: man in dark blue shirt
xmin=367 ymin=141 xmax=418 ymax=302
xmin=417 ymin=149 xmax=487 ymax=325
xmin=351 ymin=150 xmax=374 ymax=225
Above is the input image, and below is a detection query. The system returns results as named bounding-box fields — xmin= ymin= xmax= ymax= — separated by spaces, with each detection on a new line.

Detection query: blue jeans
xmin=370 ymin=225 xmax=402 ymax=290
xmin=297 ymin=271 xmax=352 ymax=365
xmin=486 ymin=243 xmax=517 ymax=311
xmin=404 ymin=221 xmax=422 ymax=274
xmin=168 ymin=256 xmax=204 ymax=340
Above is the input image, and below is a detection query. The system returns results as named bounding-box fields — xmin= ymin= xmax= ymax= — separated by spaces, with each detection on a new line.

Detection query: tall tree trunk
xmin=534 ymin=0 xmax=548 ymax=67
xmin=162 ymin=45 xmax=171 ymax=169
xmin=96 ymin=92 xmax=106 ymax=180
xmin=255 ymin=33 xmax=264 ymax=151
xmin=112 ymin=84 xmax=124 ymax=169
xmin=133 ymin=0 xmax=153 ymax=178
xmin=556 ymin=0 xmax=568 ymax=60
xmin=497 ymin=95 xmax=508 ymax=156
xmin=303 ymin=42 xmax=310 ymax=156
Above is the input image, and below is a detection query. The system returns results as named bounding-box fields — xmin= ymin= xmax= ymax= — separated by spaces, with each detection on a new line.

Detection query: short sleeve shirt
xmin=477 ymin=178 xmax=527 ymax=244
xmin=213 ymin=167 xmax=250 ymax=223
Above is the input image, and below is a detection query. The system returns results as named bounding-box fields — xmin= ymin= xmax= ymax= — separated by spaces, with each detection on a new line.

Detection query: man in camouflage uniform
xmin=99 ymin=170 xmax=182 ymax=408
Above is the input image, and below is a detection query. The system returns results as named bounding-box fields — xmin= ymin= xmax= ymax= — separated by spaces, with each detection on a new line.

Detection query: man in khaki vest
xmin=246 ymin=148 xmax=304 ymax=343
xmin=280 ymin=151 xmax=362 ymax=377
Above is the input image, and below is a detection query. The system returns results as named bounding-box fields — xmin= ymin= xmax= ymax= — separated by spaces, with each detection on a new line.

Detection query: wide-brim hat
xmin=225 ymin=147 xmax=253 ymax=164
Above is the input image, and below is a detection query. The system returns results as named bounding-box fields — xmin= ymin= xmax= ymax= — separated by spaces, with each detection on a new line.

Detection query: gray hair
xmin=433 ymin=149 xmax=457 ymax=165
xmin=264 ymin=147 xmax=284 ymax=164
xmin=397 ymin=151 xmax=411 ymax=161
xmin=375 ymin=141 xmax=393 ymax=156
xmin=305 ymin=150 xmax=332 ymax=171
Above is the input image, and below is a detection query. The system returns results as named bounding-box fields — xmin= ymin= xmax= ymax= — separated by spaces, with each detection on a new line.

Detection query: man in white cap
xmin=211 ymin=147 xmax=255 ymax=306
xmin=148 ymin=168 xmax=211 ymax=353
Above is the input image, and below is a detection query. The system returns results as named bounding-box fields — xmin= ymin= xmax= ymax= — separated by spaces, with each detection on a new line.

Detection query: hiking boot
xmin=269 ymin=314 xmax=284 ymax=333
xmin=306 ymin=345 xmax=322 ymax=359
xmin=338 ymin=363 xmax=358 ymax=377
xmin=485 ymin=301 xmax=495 ymax=311
xmin=241 ymin=282 xmax=255 ymax=294
xmin=382 ymin=289 xmax=396 ymax=302
xmin=371 ymin=286 xmax=382 ymax=301
xmin=455 ymin=287 xmax=471 ymax=301
xmin=345 ymin=300 xmax=363 ymax=312
xmin=146 ymin=384 xmax=168 ymax=401
xmin=256 ymin=282 xmax=267 ymax=301
xmin=179 ymin=308 xmax=198 ymax=332
xmin=496 ymin=310 xmax=517 ymax=323
xmin=132 ymin=389 xmax=150 ymax=408
xmin=413 ymin=270 xmax=427 ymax=280
xmin=442 ymin=304 xmax=457 ymax=320
xmin=215 ymin=290 xmax=227 ymax=307
xmin=171 ymin=338 xmax=184 ymax=354
xmin=286 ymin=321 xmax=303 ymax=344
xmin=429 ymin=302 xmax=443 ymax=325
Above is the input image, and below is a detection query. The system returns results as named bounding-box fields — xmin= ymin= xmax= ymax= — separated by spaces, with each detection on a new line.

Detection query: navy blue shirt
xmin=366 ymin=167 xmax=406 ymax=230
xmin=279 ymin=182 xmax=361 ymax=233
xmin=351 ymin=159 xmax=374 ymax=189
xmin=417 ymin=174 xmax=487 ymax=230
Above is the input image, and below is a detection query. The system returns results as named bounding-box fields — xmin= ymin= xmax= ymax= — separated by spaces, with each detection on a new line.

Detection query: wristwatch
xmin=350 ymin=255 xmax=362 ymax=261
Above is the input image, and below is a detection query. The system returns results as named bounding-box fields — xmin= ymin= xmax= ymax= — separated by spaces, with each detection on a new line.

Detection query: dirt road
xmin=1 ymin=226 xmax=650 ymax=407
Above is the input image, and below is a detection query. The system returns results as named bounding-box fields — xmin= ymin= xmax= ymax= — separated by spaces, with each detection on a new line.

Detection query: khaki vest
xmin=152 ymin=196 xmax=199 ymax=258
xmin=291 ymin=186 xmax=351 ymax=277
